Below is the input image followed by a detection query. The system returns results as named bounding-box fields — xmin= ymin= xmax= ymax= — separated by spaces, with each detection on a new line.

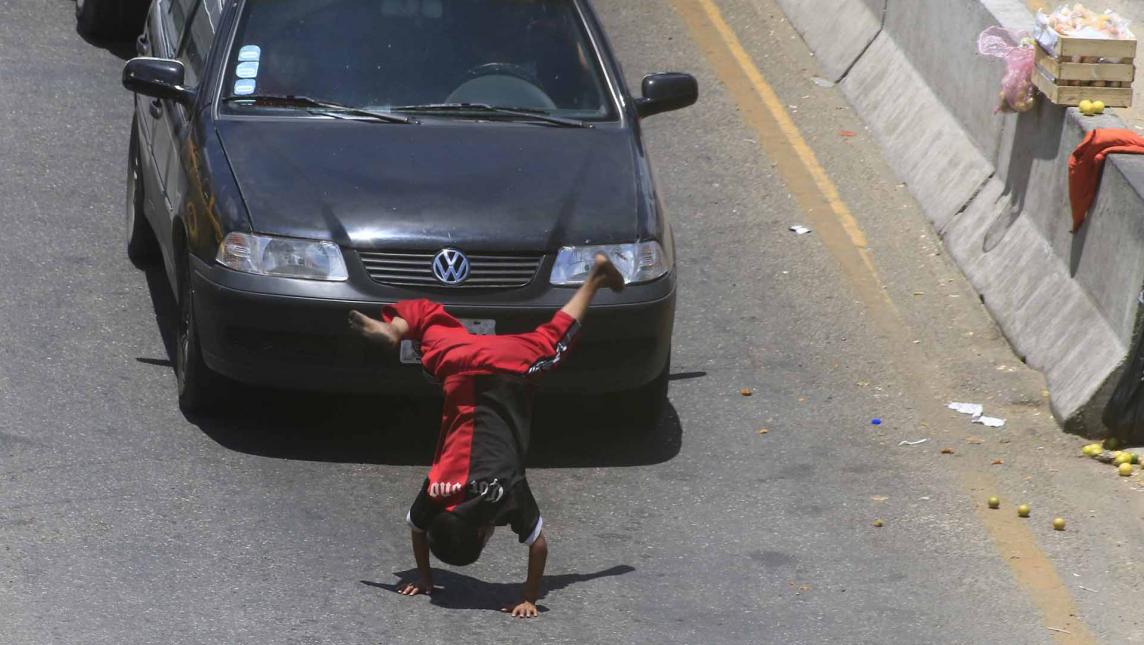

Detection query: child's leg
xmin=559 ymin=253 xmax=625 ymax=323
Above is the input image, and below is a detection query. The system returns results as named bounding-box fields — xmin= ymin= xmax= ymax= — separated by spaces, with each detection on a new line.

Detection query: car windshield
xmin=220 ymin=0 xmax=616 ymax=120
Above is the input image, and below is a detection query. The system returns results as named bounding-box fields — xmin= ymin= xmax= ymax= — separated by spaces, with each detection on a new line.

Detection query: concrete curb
xmin=775 ymin=0 xmax=1144 ymax=436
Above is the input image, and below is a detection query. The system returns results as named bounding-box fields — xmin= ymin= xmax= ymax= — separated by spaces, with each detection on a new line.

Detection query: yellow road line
xmin=668 ymin=0 xmax=1096 ymax=642
xmin=696 ymin=0 xmax=870 ymax=255
xmin=967 ymin=471 xmax=1095 ymax=642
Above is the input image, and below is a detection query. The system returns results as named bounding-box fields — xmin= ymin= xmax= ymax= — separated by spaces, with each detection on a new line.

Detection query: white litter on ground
xmin=948 ymin=402 xmax=984 ymax=416
xmin=898 ymin=438 xmax=929 ymax=446
xmin=972 ymin=415 xmax=1006 ymax=428
xmin=948 ymin=401 xmax=1006 ymax=428
xmin=789 ymin=225 xmax=812 ymax=235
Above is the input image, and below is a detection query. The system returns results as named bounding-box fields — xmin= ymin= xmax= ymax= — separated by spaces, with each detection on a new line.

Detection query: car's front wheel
xmin=176 ymin=256 xmax=225 ymax=416
xmin=126 ymin=116 xmax=160 ymax=268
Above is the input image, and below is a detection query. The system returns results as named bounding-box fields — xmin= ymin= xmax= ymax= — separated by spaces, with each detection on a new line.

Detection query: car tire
xmin=126 ymin=116 xmax=160 ymax=268
xmin=76 ymin=0 xmax=145 ymax=41
xmin=175 ymin=255 xmax=225 ymax=416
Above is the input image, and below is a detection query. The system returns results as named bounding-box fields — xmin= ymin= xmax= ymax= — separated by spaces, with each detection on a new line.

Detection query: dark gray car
xmin=121 ymin=0 xmax=698 ymax=421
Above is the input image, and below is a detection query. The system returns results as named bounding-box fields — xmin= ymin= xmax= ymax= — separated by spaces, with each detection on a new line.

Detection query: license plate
xmin=399 ymin=318 xmax=496 ymax=364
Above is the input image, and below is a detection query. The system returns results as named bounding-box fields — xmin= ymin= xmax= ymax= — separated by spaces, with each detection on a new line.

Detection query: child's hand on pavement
xmin=503 ymin=600 xmax=540 ymax=618
xmin=397 ymin=579 xmax=432 ymax=596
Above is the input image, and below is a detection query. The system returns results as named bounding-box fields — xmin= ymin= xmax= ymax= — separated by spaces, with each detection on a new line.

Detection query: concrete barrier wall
xmin=772 ymin=0 xmax=884 ymax=81
xmin=773 ymin=0 xmax=1144 ymax=435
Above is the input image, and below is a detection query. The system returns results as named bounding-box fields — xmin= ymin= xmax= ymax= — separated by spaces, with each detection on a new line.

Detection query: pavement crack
xmin=836 ymin=0 xmax=886 ymax=83
xmin=941 ymin=171 xmax=995 ymax=237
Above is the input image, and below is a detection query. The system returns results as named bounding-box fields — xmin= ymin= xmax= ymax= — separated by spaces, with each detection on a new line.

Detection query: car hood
xmin=215 ymin=119 xmax=642 ymax=252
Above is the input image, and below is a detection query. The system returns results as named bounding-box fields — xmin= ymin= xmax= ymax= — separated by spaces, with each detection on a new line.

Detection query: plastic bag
xmin=977 ymin=27 xmax=1037 ymax=113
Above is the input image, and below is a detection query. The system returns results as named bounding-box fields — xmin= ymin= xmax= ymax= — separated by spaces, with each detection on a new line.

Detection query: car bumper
xmin=190 ymin=258 xmax=674 ymax=394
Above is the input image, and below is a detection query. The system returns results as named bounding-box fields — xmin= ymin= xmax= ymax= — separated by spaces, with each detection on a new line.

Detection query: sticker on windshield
xmin=237 ymin=45 xmax=261 ymax=62
xmin=235 ymin=61 xmax=260 ymax=79
xmin=233 ymin=78 xmax=256 ymax=95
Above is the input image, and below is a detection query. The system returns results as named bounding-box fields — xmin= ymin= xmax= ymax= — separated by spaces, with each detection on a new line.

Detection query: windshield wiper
xmin=392 ymin=103 xmax=589 ymax=128
xmin=221 ymin=94 xmax=418 ymax=124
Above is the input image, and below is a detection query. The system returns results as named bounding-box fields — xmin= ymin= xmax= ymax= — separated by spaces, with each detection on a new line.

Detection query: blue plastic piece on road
xmin=871 ymin=418 xmax=882 ymax=425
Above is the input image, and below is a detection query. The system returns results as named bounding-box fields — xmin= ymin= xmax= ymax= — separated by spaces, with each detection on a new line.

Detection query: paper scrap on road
xmin=898 ymin=438 xmax=928 ymax=446
xmin=948 ymin=402 xmax=984 ymax=416
xmin=973 ymin=415 xmax=1006 ymax=428
xmin=811 ymin=76 xmax=835 ymax=87
xmin=789 ymin=225 xmax=812 ymax=235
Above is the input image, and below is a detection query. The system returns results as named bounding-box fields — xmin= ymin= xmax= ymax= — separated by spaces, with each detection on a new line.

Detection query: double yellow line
xmin=667 ymin=0 xmax=1096 ymax=641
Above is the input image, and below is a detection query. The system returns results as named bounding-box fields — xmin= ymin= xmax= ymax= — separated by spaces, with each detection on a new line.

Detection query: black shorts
xmin=406 ymin=477 xmax=543 ymax=545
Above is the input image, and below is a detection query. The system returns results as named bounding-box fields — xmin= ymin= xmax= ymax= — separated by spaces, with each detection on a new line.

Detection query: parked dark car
xmin=76 ymin=0 xmax=149 ymax=40
xmin=122 ymin=0 xmax=697 ymax=420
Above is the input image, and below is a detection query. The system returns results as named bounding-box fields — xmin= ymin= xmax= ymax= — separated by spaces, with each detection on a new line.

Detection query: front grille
xmin=358 ymin=250 xmax=544 ymax=288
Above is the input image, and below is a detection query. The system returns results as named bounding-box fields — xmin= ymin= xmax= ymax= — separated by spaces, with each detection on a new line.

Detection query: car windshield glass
xmin=219 ymin=0 xmax=616 ymax=121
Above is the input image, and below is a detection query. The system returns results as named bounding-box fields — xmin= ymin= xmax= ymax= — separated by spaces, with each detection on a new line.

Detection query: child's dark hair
xmin=427 ymin=511 xmax=485 ymax=566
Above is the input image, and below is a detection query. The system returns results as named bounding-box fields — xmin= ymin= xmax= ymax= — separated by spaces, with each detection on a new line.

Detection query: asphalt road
xmin=6 ymin=1 xmax=1144 ymax=643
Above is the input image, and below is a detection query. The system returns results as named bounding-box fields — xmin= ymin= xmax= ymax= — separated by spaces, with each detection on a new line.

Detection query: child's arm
xmin=505 ymin=532 xmax=547 ymax=618
xmin=558 ymin=254 xmax=624 ymax=323
xmin=398 ymin=529 xmax=433 ymax=596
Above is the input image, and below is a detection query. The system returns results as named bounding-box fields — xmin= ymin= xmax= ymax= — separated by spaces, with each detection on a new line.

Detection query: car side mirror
xmin=635 ymin=73 xmax=698 ymax=118
xmin=122 ymin=57 xmax=195 ymax=105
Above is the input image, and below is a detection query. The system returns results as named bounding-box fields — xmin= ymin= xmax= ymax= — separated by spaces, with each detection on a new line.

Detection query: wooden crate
xmin=1033 ymin=35 xmax=1136 ymax=107
xmin=1044 ymin=35 xmax=1137 ymax=60
xmin=1033 ymin=67 xmax=1133 ymax=107
xmin=1036 ymin=47 xmax=1134 ymax=83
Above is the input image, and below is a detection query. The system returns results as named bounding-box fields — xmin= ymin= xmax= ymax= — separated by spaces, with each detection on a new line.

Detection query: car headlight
xmin=549 ymin=241 xmax=671 ymax=286
xmin=216 ymin=232 xmax=349 ymax=281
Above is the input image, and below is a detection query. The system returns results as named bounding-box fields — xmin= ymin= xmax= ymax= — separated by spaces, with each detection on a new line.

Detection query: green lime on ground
xmin=1017 ymin=504 xmax=1030 ymax=518
xmin=987 ymin=496 xmax=1000 ymax=509
xmin=1053 ymin=517 xmax=1066 ymax=531
xmin=1105 ymin=437 xmax=1121 ymax=450
xmin=1120 ymin=463 xmax=1134 ymax=476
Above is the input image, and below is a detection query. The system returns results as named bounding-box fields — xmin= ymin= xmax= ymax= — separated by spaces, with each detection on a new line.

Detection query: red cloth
xmin=382 ymin=299 xmax=578 ymax=508
xmin=1069 ymin=128 xmax=1144 ymax=231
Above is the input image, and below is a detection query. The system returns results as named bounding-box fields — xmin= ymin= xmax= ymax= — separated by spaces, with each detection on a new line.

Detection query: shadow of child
xmin=361 ymin=564 xmax=635 ymax=612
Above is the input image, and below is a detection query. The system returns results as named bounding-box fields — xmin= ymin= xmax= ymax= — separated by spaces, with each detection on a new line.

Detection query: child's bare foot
xmin=348 ymin=310 xmax=401 ymax=349
xmin=590 ymin=253 xmax=625 ymax=292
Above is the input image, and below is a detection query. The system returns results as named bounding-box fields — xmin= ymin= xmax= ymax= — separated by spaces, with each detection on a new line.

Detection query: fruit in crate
xmin=1046 ymin=3 xmax=1133 ymax=40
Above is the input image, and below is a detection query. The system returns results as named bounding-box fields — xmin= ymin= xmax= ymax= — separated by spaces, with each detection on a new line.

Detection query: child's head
xmin=427 ymin=511 xmax=494 ymax=566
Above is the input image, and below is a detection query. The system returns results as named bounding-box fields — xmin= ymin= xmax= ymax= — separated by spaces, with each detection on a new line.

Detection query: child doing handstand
xmin=348 ymin=254 xmax=624 ymax=618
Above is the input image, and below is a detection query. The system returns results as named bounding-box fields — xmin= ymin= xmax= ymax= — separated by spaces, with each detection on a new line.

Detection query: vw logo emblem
xmin=432 ymin=248 xmax=470 ymax=285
